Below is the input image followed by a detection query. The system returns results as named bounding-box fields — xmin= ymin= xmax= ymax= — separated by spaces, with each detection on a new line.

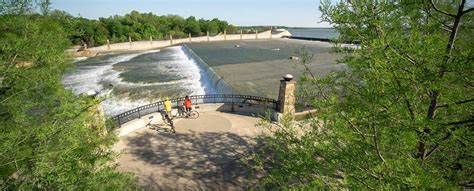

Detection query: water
xmin=287 ymin=28 xmax=339 ymax=39
xmin=63 ymin=28 xmax=339 ymax=116
xmin=63 ymin=46 xmax=213 ymax=116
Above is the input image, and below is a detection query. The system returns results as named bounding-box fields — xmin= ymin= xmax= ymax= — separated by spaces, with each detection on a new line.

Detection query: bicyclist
xmin=163 ymin=97 xmax=176 ymax=133
xmin=184 ymin=95 xmax=192 ymax=115
xmin=164 ymin=97 xmax=172 ymax=116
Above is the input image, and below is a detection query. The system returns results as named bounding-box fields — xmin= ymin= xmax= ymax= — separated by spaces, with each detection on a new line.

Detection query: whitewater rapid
xmin=63 ymin=46 xmax=209 ymax=116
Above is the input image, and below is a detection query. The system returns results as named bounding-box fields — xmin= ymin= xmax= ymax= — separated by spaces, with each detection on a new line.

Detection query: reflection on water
xmin=63 ymin=46 xmax=208 ymax=116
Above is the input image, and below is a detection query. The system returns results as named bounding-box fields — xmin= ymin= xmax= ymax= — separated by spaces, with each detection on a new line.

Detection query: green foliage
xmin=248 ymin=0 xmax=473 ymax=190
xmin=185 ymin=16 xmax=201 ymax=36
xmin=0 ymin=7 xmax=136 ymax=191
xmin=0 ymin=0 xmax=50 ymax=15
xmin=48 ymin=10 xmax=236 ymax=46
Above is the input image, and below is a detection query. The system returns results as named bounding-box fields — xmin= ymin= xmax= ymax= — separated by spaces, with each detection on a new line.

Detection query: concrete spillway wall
xmin=87 ymin=30 xmax=291 ymax=53
xmin=181 ymin=44 xmax=234 ymax=94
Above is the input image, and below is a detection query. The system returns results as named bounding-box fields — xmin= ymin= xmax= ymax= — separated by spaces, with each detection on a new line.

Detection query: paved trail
xmin=116 ymin=110 xmax=266 ymax=190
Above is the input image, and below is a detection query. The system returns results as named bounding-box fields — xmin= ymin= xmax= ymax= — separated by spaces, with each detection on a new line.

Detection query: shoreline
xmin=71 ymin=30 xmax=290 ymax=58
xmin=70 ymin=37 xmax=344 ymax=59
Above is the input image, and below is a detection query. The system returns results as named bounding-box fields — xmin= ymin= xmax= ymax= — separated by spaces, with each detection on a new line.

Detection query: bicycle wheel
xmin=189 ymin=110 xmax=199 ymax=119
xmin=163 ymin=116 xmax=173 ymax=125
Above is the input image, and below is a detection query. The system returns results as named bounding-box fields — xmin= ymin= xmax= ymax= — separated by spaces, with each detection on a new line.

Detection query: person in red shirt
xmin=184 ymin=95 xmax=192 ymax=114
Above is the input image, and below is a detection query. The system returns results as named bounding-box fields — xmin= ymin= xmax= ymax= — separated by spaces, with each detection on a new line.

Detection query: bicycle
xmin=148 ymin=112 xmax=175 ymax=133
xmin=174 ymin=106 xmax=199 ymax=119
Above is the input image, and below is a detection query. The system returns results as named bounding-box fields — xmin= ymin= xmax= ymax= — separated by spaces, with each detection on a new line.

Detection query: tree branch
xmin=372 ymin=124 xmax=386 ymax=163
xmin=443 ymin=118 xmax=474 ymax=126
xmin=429 ymin=0 xmax=456 ymax=17
xmin=421 ymin=0 xmax=468 ymax=160
xmin=462 ymin=7 xmax=474 ymax=15
xmin=436 ymin=98 xmax=474 ymax=108
xmin=340 ymin=112 xmax=367 ymax=140
xmin=388 ymin=46 xmax=419 ymax=66
xmin=424 ymin=132 xmax=452 ymax=160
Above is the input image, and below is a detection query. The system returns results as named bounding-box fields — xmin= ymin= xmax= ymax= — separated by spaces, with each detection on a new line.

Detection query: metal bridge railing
xmin=111 ymin=94 xmax=278 ymax=127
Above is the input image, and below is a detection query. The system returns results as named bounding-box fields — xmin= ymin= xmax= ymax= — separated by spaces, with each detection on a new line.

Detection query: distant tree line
xmin=48 ymin=10 xmax=243 ymax=47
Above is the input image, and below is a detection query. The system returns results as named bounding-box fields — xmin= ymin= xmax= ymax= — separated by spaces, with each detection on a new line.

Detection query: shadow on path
xmin=121 ymin=129 xmax=259 ymax=190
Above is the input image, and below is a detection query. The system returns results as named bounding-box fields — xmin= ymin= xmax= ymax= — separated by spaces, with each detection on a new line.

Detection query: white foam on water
xmin=74 ymin=57 xmax=88 ymax=62
xmin=63 ymin=52 xmax=142 ymax=95
xmin=101 ymin=98 xmax=150 ymax=117
xmin=63 ymin=47 xmax=206 ymax=116
xmin=171 ymin=46 xmax=205 ymax=95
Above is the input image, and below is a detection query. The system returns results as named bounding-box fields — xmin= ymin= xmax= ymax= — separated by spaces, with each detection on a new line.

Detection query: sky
xmin=50 ymin=0 xmax=332 ymax=27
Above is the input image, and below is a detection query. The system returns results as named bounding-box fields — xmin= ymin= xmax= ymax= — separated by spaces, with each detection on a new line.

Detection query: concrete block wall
xmin=88 ymin=30 xmax=290 ymax=53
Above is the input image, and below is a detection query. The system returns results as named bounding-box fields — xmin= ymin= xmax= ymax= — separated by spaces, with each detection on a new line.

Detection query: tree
xmin=185 ymin=16 xmax=201 ymax=36
xmin=0 ymin=0 xmax=49 ymax=15
xmin=226 ymin=25 xmax=238 ymax=34
xmin=47 ymin=10 xmax=235 ymax=46
xmin=206 ymin=19 xmax=220 ymax=34
xmin=217 ymin=20 xmax=229 ymax=32
xmin=248 ymin=0 xmax=473 ymax=189
xmin=0 ymin=2 xmax=136 ymax=190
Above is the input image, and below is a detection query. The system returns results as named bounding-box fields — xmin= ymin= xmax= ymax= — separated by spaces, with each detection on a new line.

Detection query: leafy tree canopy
xmin=248 ymin=0 xmax=473 ymax=190
xmin=0 ymin=1 xmax=136 ymax=189
xmin=47 ymin=10 xmax=237 ymax=47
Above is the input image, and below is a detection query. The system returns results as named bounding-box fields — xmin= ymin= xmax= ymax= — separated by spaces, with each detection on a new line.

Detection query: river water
xmin=63 ymin=28 xmax=339 ymax=116
xmin=63 ymin=46 xmax=212 ymax=116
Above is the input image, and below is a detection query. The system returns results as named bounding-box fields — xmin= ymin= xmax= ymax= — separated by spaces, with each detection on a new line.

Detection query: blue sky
xmin=51 ymin=0 xmax=332 ymax=27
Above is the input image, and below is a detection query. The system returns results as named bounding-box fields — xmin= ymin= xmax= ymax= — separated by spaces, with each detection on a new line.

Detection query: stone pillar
xmin=240 ymin=30 xmax=243 ymax=40
xmin=207 ymin=31 xmax=210 ymax=41
xmin=189 ymin=33 xmax=192 ymax=42
xmin=255 ymin=30 xmax=258 ymax=39
xmin=150 ymin=36 xmax=153 ymax=45
xmin=170 ymin=34 xmax=173 ymax=44
xmin=106 ymin=39 xmax=110 ymax=50
xmin=277 ymin=74 xmax=296 ymax=116
xmin=224 ymin=30 xmax=227 ymax=41
xmin=129 ymin=36 xmax=132 ymax=49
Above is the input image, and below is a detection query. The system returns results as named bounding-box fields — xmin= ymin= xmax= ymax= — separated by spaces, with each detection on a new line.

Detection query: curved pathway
xmin=114 ymin=109 xmax=268 ymax=190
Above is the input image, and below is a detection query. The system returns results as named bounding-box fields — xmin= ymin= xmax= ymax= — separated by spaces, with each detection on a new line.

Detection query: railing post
xmin=117 ymin=117 xmax=122 ymax=127
xmin=270 ymin=26 xmax=273 ymax=39
xmin=231 ymin=95 xmax=234 ymax=112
